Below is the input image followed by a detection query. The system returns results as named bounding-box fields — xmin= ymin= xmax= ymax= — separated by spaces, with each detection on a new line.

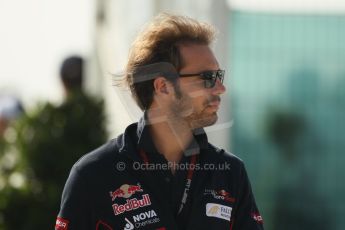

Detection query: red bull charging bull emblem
xmin=110 ymin=184 xmax=151 ymax=216
xmin=110 ymin=183 xmax=143 ymax=201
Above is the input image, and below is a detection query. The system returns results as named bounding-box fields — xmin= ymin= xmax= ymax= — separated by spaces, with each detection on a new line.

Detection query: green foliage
xmin=0 ymin=91 xmax=107 ymax=230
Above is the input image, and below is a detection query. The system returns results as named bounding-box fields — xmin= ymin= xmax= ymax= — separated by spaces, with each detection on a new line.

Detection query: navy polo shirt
xmin=56 ymin=116 xmax=264 ymax=230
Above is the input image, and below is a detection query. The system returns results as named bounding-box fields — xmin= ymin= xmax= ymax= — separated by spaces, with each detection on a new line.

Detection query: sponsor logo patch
xmin=123 ymin=210 xmax=160 ymax=229
xmin=132 ymin=210 xmax=160 ymax=228
xmin=204 ymin=189 xmax=236 ymax=203
xmin=206 ymin=203 xmax=232 ymax=222
xmin=252 ymin=212 xmax=264 ymax=224
xmin=124 ymin=218 xmax=134 ymax=230
xmin=55 ymin=217 xmax=69 ymax=230
xmin=113 ymin=194 xmax=151 ymax=216
xmin=110 ymin=183 xmax=143 ymax=201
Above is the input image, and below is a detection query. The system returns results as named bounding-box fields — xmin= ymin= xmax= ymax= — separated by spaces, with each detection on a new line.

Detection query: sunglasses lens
xmin=180 ymin=70 xmax=225 ymax=88
xmin=203 ymin=71 xmax=224 ymax=88
xmin=201 ymin=72 xmax=213 ymax=88
xmin=218 ymin=70 xmax=225 ymax=84
xmin=204 ymin=80 xmax=214 ymax=88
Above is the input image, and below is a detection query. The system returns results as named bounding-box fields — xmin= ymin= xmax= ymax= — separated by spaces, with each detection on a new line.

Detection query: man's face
xmin=170 ymin=44 xmax=226 ymax=129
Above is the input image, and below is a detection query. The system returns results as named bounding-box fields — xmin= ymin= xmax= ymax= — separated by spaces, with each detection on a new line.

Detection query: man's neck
xmin=147 ymin=111 xmax=193 ymax=165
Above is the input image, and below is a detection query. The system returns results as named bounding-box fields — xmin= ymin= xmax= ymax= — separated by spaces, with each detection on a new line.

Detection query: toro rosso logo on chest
xmin=110 ymin=183 xmax=143 ymax=201
xmin=204 ymin=189 xmax=236 ymax=203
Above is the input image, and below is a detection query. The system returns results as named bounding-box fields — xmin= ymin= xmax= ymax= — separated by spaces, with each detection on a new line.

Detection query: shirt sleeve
xmin=230 ymin=162 xmax=264 ymax=230
xmin=55 ymin=165 xmax=92 ymax=230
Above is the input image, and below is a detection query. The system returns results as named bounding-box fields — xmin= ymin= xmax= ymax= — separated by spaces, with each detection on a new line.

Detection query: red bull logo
xmin=112 ymin=194 xmax=151 ymax=215
xmin=110 ymin=183 xmax=143 ymax=201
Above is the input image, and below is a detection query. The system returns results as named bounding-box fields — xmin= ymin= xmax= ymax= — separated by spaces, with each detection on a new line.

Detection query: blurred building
xmin=93 ymin=1 xmax=345 ymax=229
xmin=228 ymin=5 xmax=345 ymax=230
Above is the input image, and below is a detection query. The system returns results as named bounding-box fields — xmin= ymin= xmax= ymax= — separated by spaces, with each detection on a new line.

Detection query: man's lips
xmin=208 ymin=101 xmax=220 ymax=106
xmin=207 ymin=100 xmax=221 ymax=109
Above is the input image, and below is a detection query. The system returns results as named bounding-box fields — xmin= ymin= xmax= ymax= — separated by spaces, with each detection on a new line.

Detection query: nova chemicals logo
xmin=123 ymin=218 xmax=134 ymax=230
xmin=132 ymin=210 xmax=160 ymax=228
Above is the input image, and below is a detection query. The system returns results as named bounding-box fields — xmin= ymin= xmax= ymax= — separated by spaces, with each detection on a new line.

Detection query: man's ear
xmin=153 ymin=77 xmax=169 ymax=95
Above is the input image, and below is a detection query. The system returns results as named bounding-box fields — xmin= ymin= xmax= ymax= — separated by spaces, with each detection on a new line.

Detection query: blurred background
xmin=1 ymin=0 xmax=344 ymax=229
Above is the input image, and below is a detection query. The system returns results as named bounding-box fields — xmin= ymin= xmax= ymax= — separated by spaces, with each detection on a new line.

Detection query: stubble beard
xmin=170 ymin=86 xmax=218 ymax=130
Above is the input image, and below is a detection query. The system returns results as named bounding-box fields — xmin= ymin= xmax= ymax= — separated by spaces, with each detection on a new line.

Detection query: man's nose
xmin=212 ymin=78 xmax=226 ymax=95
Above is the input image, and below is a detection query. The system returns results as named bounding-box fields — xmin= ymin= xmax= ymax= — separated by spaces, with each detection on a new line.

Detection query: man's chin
xmin=190 ymin=113 xmax=218 ymax=129
xmin=205 ymin=113 xmax=218 ymax=126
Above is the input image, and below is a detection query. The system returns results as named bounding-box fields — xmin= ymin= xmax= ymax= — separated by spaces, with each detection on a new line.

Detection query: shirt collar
xmin=137 ymin=114 xmax=157 ymax=154
xmin=136 ymin=113 xmax=209 ymax=156
xmin=119 ymin=113 xmax=209 ymax=161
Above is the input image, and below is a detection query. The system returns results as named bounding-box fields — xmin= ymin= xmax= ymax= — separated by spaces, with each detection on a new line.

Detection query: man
xmin=56 ymin=13 xmax=264 ymax=230
xmin=0 ymin=56 xmax=107 ymax=230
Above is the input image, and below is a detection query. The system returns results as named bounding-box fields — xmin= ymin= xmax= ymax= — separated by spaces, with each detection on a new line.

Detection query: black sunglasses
xmin=179 ymin=70 xmax=225 ymax=88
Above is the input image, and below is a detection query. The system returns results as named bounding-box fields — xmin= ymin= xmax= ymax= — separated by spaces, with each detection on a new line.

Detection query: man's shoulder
xmin=205 ymin=143 xmax=244 ymax=167
xmin=72 ymin=135 xmax=124 ymax=173
xmin=72 ymin=121 xmax=140 ymax=167
xmin=201 ymin=144 xmax=247 ymax=181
